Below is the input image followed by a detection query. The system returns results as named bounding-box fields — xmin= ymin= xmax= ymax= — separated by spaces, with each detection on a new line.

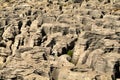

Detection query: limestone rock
xmin=0 ymin=0 xmax=120 ymax=79
xmin=57 ymin=54 xmax=74 ymax=68
xmin=29 ymin=20 xmax=39 ymax=32
xmin=0 ymin=57 xmax=5 ymax=64
xmin=52 ymin=67 xmax=95 ymax=80
xmin=2 ymin=26 xmax=19 ymax=40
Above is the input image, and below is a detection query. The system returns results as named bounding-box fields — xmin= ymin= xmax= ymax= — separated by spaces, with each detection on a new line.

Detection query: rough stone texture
xmin=0 ymin=0 xmax=120 ymax=80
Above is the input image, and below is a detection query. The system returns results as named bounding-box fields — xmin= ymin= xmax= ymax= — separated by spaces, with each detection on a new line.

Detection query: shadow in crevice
xmin=60 ymin=38 xmax=77 ymax=57
xmin=18 ymin=21 xmax=23 ymax=30
xmin=112 ymin=59 xmax=120 ymax=80
xmin=26 ymin=20 xmax=32 ymax=26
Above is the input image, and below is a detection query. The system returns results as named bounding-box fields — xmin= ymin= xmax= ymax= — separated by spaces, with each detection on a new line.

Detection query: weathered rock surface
xmin=0 ymin=0 xmax=120 ymax=80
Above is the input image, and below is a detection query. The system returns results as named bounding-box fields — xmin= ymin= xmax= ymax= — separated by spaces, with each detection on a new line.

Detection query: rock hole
xmin=104 ymin=47 xmax=114 ymax=53
xmin=100 ymin=15 xmax=103 ymax=18
xmin=18 ymin=21 xmax=23 ymax=30
xmin=104 ymin=0 xmax=110 ymax=4
xmin=92 ymin=16 xmax=95 ymax=20
xmin=63 ymin=38 xmax=77 ymax=57
xmin=59 ymin=6 xmax=62 ymax=11
xmin=34 ymin=38 xmax=41 ymax=46
xmin=68 ymin=39 xmax=77 ymax=50
xmin=0 ymin=42 xmax=6 ymax=48
xmin=25 ymin=10 xmax=32 ymax=16
xmin=112 ymin=59 xmax=120 ymax=80
xmin=3 ymin=57 xmax=6 ymax=63
xmin=62 ymin=28 xmax=69 ymax=35
xmin=104 ymin=35 xmax=112 ymax=39
xmin=26 ymin=20 xmax=32 ymax=26
xmin=118 ymin=48 xmax=120 ymax=53
xmin=28 ymin=10 xmax=32 ymax=16
xmin=50 ymin=65 xmax=54 ymax=72
xmin=50 ymin=52 xmax=56 ymax=56
xmin=51 ymin=78 xmax=55 ymax=80
xmin=43 ymin=53 xmax=47 ymax=60
xmin=47 ymin=4 xmax=50 ymax=7
xmin=5 ymin=19 xmax=9 ymax=25
xmin=41 ymin=29 xmax=46 ymax=36
xmin=101 ymin=11 xmax=105 ymax=15
xmin=65 ymin=0 xmax=68 ymax=2
xmin=47 ymin=0 xmax=53 ymax=4
xmin=0 ymin=75 xmax=5 ymax=80
xmin=62 ymin=47 xmax=67 ymax=55
xmin=116 ymin=32 xmax=120 ymax=36
xmin=118 ymin=17 xmax=120 ymax=20
xmin=8 ymin=38 xmax=15 ymax=42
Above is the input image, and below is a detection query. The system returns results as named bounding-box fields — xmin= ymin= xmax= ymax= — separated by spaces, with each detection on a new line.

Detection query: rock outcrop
xmin=0 ymin=0 xmax=120 ymax=80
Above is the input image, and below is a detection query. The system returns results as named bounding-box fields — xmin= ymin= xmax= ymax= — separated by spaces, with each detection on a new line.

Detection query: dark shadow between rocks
xmin=112 ymin=59 xmax=120 ymax=80
xmin=18 ymin=21 xmax=23 ymax=30
xmin=26 ymin=20 xmax=32 ymax=26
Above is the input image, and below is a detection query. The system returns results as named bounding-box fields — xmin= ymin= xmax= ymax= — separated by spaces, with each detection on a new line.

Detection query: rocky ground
xmin=0 ymin=0 xmax=120 ymax=80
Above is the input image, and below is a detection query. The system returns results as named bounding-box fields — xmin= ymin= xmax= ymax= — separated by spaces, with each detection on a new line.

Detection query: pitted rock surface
xmin=0 ymin=0 xmax=120 ymax=80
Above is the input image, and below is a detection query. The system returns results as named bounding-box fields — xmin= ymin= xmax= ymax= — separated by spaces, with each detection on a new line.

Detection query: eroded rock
xmin=0 ymin=0 xmax=120 ymax=80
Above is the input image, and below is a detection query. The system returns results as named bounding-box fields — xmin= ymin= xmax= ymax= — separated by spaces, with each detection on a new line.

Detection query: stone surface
xmin=0 ymin=0 xmax=120 ymax=80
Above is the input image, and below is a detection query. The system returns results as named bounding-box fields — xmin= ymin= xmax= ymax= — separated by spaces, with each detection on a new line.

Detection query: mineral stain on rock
xmin=0 ymin=0 xmax=120 ymax=80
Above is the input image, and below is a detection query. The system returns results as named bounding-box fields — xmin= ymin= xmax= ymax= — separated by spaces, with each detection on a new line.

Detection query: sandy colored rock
xmin=0 ymin=0 xmax=120 ymax=80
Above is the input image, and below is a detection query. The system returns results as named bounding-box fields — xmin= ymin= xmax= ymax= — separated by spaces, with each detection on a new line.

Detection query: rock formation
xmin=0 ymin=0 xmax=120 ymax=80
